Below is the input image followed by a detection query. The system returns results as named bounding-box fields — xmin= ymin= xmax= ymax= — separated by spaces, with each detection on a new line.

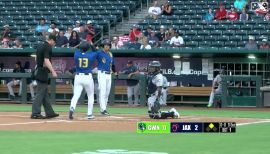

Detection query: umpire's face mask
xmin=148 ymin=66 xmax=156 ymax=75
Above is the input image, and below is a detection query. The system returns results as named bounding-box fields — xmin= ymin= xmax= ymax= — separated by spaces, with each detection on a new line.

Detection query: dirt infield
xmin=0 ymin=112 xmax=267 ymax=132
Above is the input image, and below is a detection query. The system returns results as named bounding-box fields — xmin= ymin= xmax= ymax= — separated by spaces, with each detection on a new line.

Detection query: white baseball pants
xmin=97 ymin=70 xmax=111 ymax=112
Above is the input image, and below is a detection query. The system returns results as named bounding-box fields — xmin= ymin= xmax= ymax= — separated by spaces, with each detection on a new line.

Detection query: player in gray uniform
xmin=147 ymin=61 xmax=180 ymax=119
xmin=159 ymin=75 xmax=168 ymax=106
xmin=207 ymin=69 xmax=224 ymax=107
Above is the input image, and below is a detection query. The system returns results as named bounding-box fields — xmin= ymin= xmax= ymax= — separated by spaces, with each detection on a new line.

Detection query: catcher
xmin=147 ymin=61 xmax=180 ymax=119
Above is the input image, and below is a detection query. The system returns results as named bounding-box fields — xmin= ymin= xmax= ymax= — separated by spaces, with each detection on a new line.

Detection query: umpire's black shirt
xmin=36 ymin=41 xmax=52 ymax=67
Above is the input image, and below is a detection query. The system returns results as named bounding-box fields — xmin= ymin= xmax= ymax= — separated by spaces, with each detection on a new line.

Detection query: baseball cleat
xmin=69 ymin=110 xmax=74 ymax=120
xmin=170 ymin=108 xmax=180 ymax=118
xmin=100 ymin=110 xmax=110 ymax=116
xmin=207 ymin=104 xmax=212 ymax=108
xmin=46 ymin=113 xmax=59 ymax=119
xmin=87 ymin=115 xmax=95 ymax=119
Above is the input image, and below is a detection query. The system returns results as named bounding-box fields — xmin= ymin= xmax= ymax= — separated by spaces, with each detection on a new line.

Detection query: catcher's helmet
xmin=79 ymin=41 xmax=91 ymax=52
xmin=148 ymin=61 xmax=161 ymax=74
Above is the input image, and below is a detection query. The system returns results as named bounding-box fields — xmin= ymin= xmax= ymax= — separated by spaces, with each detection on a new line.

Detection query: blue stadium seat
xmin=224 ymin=41 xmax=237 ymax=48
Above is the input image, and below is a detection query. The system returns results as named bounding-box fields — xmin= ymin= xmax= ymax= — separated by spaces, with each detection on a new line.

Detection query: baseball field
xmin=0 ymin=104 xmax=270 ymax=154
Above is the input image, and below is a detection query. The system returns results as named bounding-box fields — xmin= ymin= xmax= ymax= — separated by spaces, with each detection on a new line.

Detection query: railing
xmin=0 ymin=73 xmax=147 ymax=106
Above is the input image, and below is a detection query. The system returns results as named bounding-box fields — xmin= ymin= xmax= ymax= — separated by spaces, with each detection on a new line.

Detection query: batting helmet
xmin=102 ymin=39 xmax=111 ymax=46
xmin=79 ymin=41 xmax=91 ymax=52
xmin=148 ymin=61 xmax=161 ymax=74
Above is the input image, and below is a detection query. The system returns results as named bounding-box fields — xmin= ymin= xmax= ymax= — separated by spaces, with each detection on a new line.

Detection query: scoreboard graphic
xmin=137 ymin=122 xmax=236 ymax=133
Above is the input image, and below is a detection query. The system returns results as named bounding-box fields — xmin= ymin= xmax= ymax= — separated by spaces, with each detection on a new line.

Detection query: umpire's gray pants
xmin=32 ymin=81 xmax=55 ymax=116
xmin=127 ymin=83 xmax=139 ymax=105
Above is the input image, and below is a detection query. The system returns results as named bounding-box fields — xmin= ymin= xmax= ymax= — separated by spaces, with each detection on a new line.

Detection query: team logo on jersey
xmin=102 ymin=58 xmax=106 ymax=63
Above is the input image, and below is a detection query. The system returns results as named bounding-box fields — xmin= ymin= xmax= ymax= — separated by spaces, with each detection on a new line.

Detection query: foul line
xmin=0 ymin=120 xmax=71 ymax=126
xmin=237 ymin=120 xmax=270 ymax=126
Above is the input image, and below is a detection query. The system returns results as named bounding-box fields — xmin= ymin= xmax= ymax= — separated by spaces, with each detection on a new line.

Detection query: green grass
xmin=0 ymin=104 xmax=269 ymax=119
xmin=0 ymin=123 xmax=270 ymax=154
xmin=0 ymin=104 xmax=270 ymax=154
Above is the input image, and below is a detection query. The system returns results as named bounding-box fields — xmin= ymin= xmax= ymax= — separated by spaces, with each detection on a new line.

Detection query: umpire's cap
xmin=79 ymin=41 xmax=91 ymax=52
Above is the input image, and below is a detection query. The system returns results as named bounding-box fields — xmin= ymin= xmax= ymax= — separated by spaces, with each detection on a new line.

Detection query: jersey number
xmin=79 ymin=58 xmax=88 ymax=68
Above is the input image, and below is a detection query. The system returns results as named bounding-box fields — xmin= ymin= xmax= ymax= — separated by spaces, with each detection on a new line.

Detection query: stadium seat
xmin=199 ymin=41 xmax=211 ymax=47
xmin=217 ymin=35 xmax=230 ymax=42
xmin=192 ymin=35 xmax=204 ymax=42
xmin=248 ymin=30 xmax=260 ymax=36
xmin=205 ymin=35 xmax=216 ymax=42
xmin=224 ymin=41 xmax=237 ymax=48
xmin=185 ymin=41 xmax=199 ymax=48
xmin=223 ymin=30 xmax=235 ymax=36
xmin=197 ymin=30 xmax=210 ymax=36
xmin=253 ymin=24 xmax=265 ymax=30
xmin=210 ymin=30 xmax=222 ymax=36
xmin=204 ymin=25 xmax=215 ymax=31
xmin=185 ymin=30 xmax=197 ymax=36
xmin=211 ymin=41 xmax=224 ymax=48
xmin=230 ymin=35 xmax=242 ymax=42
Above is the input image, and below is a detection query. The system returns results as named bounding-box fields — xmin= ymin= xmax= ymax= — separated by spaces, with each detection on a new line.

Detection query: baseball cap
xmin=160 ymin=25 xmax=165 ymax=29
xmin=113 ymin=36 xmax=118 ymax=41
xmin=127 ymin=60 xmax=133 ymax=64
xmin=87 ymin=20 xmax=93 ymax=24
xmin=48 ymin=34 xmax=57 ymax=42
xmin=249 ymin=35 xmax=255 ymax=40
xmin=3 ymin=25 xmax=9 ymax=28
xmin=16 ymin=61 xmax=21 ymax=66
xmin=76 ymin=20 xmax=80 ymax=24
xmin=262 ymin=39 xmax=268 ymax=42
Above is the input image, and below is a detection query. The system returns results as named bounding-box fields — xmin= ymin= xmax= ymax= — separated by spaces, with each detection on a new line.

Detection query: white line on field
xmin=0 ymin=120 xmax=71 ymax=126
xmin=237 ymin=120 xmax=270 ymax=126
xmin=0 ymin=115 xmax=30 ymax=118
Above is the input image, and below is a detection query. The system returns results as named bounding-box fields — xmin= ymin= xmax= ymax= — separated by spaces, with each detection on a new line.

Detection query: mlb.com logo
xmin=251 ymin=1 xmax=269 ymax=13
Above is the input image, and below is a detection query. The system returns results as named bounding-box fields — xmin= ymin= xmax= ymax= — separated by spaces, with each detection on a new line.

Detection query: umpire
xmin=31 ymin=34 xmax=59 ymax=119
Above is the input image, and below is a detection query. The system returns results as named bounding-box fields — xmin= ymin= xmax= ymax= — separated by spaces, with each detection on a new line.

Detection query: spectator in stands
xmin=35 ymin=18 xmax=49 ymax=36
xmin=245 ymin=35 xmax=258 ymax=50
xmin=148 ymin=31 xmax=159 ymax=48
xmin=260 ymin=39 xmax=269 ymax=49
xmin=156 ymin=25 xmax=166 ymax=44
xmin=56 ymin=30 xmax=68 ymax=48
xmin=1 ymin=25 xmax=14 ymax=42
xmin=1 ymin=38 xmax=10 ymax=48
xmin=12 ymin=38 xmax=22 ymax=48
xmin=120 ymin=60 xmax=140 ymax=106
xmin=143 ymin=26 xmax=153 ymax=38
xmin=165 ymin=27 xmax=175 ymax=41
xmin=140 ymin=37 xmax=151 ymax=50
xmin=215 ymin=5 xmax=227 ymax=20
xmin=203 ymin=8 xmax=215 ymax=23
xmin=78 ymin=25 xmax=88 ymax=41
xmin=69 ymin=31 xmax=80 ymax=48
xmin=7 ymin=61 xmax=24 ymax=100
xmin=128 ymin=37 xmax=141 ymax=49
xmin=65 ymin=27 xmax=73 ymax=39
xmin=148 ymin=0 xmax=162 ymax=20
xmin=73 ymin=20 xmax=81 ymax=32
xmin=85 ymin=20 xmax=95 ymax=45
xmin=129 ymin=25 xmax=142 ymax=43
xmin=234 ymin=0 xmax=247 ymax=11
xmin=161 ymin=1 xmax=173 ymax=16
xmin=264 ymin=11 xmax=270 ymax=20
xmin=48 ymin=22 xmax=59 ymax=36
xmin=254 ymin=1 xmax=268 ymax=15
xmin=239 ymin=8 xmax=249 ymax=21
xmin=111 ymin=36 xmax=123 ymax=50
xmin=227 ymin=7 xmax=239 ymax=21
xmin=170 ymin=31 xmax=184 ymax=48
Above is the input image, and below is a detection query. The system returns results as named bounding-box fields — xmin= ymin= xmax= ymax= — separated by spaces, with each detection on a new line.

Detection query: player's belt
xmin=76 ymin=73 xmax=91 ymax=75
xmin=163 ymin=87 xmax=167 ymax=89
xmin=101 ymin=71 xmax=111 ymax=74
